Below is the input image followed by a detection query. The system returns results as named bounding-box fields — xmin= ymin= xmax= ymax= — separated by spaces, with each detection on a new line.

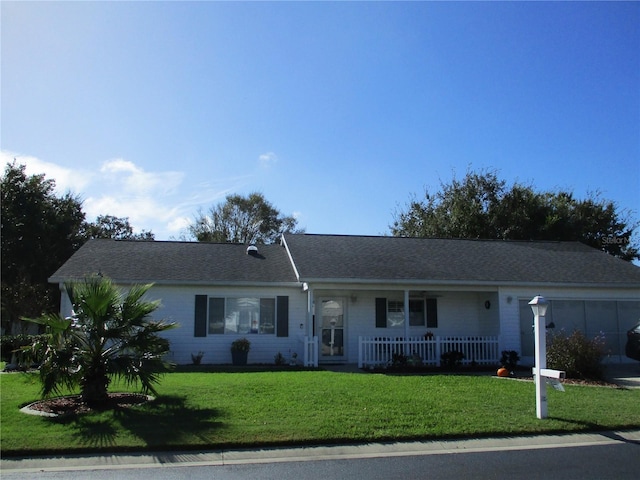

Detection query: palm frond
xmin=31 ymin=275 xmax=176 ymax=405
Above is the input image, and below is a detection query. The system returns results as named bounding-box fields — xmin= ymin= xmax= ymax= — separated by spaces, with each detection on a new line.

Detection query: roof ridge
xmin=88 ymin=238 xmax=284 ymax=247
xmin=284 ymin=233 xmax=586 ymax=246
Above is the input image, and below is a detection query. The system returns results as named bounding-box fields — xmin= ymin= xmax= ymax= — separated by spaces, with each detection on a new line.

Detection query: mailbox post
xmin=529 ymin=295 xmax=567 ymax=419
xmin=529 ymin=296 xmax=549 ymax=418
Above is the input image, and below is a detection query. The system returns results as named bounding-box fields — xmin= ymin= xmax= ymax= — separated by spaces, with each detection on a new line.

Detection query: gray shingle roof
xmin=50 ymin=240 xmax=299 ymax=285
xmin=51 ymin=235 xmax=640 ymax=288
xmin=282 ymin=234 xmax=640 ymax=286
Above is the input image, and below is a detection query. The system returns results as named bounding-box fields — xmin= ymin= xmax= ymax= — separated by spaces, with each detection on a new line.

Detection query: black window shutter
xmin=375 ymin=298 xmax=387 ymax=328
xmin=276 ymin=296 xmax=289 ymax=337
xmin=194 ymin=295 xmax=207 ymax=337
xmin=426 ymin=298 xmax=438 ymax=328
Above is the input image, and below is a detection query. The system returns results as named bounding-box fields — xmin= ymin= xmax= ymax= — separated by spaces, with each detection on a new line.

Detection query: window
xmin=376 ymin=297 xmax=437 ymax=329
xmin=387 ymin=299 xmax=425 ymax=327
xmin=387 ymin=300 xmax=404 ymax=327
xmin=409 ymin=299 xmax=425 ymax=326
xmin=208 ymin=297 xmax=276 ymax=335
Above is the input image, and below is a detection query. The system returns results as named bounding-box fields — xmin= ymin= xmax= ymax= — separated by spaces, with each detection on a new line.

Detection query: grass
xmin=1 ymin=370 xmax=639 ymax=456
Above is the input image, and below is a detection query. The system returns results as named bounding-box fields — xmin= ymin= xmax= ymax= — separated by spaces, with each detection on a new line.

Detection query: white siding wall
xmin=55 ymin=280 xmax=638 ymax=366
xmin=59 ymin=287 xmax=73 ymax=320
xmin=143 ymin=285 xmax=307 ymax=365
xmin=497 ymin=287 xmax=521 ymax=355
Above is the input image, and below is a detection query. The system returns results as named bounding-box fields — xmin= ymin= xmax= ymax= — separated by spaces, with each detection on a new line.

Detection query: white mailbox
xmin=533 ymin=367 xmax=566 ymax=392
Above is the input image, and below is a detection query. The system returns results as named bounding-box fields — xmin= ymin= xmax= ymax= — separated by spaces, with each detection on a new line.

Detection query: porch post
xmin=305 ymin=284 xmax=318 ymax=367
xmin=307 ymin=287 xmax=314 ymax=337
xmin=404 ymin=289 xmax=410 ymax=354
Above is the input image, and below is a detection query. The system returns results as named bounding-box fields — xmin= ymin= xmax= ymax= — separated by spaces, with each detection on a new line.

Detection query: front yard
xmin=2 ymin=370 xmax=639 ymax=456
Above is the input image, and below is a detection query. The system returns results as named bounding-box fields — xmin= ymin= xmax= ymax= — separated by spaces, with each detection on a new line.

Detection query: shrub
xmin=274 ymin=352 xmax=286 ymax=366
xmin=231 ymin=338 xmax=251 ymax=352
xmin=1 ymin=334 xmax=46 ymax=366
xmin=391 ymin=352 xmax=408 ymax=367
xmin=500 ymin=350 xmax=520 ymax=371
xmin=191 ymin=351 xmax=204 ymax=365
xmin=546 ymin=329 xmax=606 ymax=380
xmin=441 ymin=350 xmax=464 ymax=368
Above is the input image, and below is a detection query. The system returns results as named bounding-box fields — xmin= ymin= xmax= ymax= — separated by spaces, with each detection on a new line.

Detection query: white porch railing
xmin=358 ymin=336 xmax=500 ymax=369
xmin=303 ymin=336 xmax=319 ymax=367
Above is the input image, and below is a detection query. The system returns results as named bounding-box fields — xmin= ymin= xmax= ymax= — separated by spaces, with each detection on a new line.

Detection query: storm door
xmin=318 ymin=298 xmax=346 ymax=362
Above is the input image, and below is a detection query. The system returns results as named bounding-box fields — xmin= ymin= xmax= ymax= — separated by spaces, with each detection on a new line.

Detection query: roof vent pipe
xmin=247 ymin=245 xmax=258 ymax=255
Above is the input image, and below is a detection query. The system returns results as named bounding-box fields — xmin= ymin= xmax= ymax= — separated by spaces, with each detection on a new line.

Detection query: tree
xmin=25 ymin=276 xmax=176 ymax=406
xmin=1 ymin=163 xmax=86 ymax=334
xmin=188 ymin=192 xmax=302 ymax=244
xmin=391 ymin=169 xmax=638 ymax=261
xmin=83 ymin=215 xmax=155 ymax=240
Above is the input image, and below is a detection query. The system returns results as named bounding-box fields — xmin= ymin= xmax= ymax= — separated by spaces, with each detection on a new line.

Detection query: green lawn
xmin=2 ymin=370 xmax=639 ymax=456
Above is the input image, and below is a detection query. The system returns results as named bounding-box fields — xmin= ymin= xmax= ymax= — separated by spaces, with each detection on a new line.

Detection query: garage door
xmin=519 ymin=300 xmax=640 ymax=358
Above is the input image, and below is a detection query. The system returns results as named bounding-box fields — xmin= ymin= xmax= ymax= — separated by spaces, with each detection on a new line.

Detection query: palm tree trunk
xmin=80 ymin=365 xmax=110 ymax=406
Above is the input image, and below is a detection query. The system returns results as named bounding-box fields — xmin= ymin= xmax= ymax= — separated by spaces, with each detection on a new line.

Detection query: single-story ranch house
xmin=50 ymin=234 xmax=640 ymax=367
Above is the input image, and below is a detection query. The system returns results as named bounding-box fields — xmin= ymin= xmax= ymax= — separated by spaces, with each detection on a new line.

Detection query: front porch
xmin=301 ymin=335 xmax=500 ymax=368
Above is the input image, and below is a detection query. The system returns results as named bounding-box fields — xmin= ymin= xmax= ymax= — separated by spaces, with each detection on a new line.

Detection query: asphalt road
xmin=3 ymin=430 xmax=639 ymax=480
xmin=2 ymin=442 xmax=639 ymax=480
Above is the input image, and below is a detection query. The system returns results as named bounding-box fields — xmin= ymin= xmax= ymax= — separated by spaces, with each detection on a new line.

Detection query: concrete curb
xmin=2 ymin=430 xmax=639 ymax=473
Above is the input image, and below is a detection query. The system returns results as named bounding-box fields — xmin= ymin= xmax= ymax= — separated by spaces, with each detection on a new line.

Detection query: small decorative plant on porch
xmin=230 ymin=338 xmax=251 ymax=366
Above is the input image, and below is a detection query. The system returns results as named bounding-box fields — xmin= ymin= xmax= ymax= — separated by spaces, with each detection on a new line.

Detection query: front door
xmin=318 ymin=298 xmax=346 ymax=362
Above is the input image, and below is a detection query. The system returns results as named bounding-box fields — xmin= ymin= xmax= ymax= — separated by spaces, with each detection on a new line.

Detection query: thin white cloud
xmin=258 ymin=152 xmax=278 ymax=168
xmin=1 ymin=150 xmax=92 ymax=193
xmin=82 ymin=194 xmax=181 ymax=231
xmin=1 ymin=151 xmax=250 ymax=240
xmin=167 ymin=216 xmax=192 ymax=234
xmin=83 ymin=160 xmax=194 ymax=236
xmin=100 ymin=158 xmax=184 ymax=195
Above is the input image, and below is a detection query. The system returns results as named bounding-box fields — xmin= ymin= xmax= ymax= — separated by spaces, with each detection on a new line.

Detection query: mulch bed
xmin=22 ymin=393 xmax=153 ymax=417
xmin=496 ymin=374 xmax=625 ymax=389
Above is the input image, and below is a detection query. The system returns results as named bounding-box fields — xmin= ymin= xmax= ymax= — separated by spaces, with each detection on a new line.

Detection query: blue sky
xmin=2 ymin=1 xmax=639 ymax=241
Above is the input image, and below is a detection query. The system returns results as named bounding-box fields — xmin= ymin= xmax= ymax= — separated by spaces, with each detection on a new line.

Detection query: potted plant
xmin=231 ymin=338 xmax=251 ymax=366
xmin=289 ymin=352 xmax=298 ymax=366
xmin=498 ymin=350 xmax=520 ymax=376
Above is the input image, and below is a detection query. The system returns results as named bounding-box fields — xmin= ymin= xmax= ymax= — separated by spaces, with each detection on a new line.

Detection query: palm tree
xmin=25 ymin=276 xmax=176 ymax=407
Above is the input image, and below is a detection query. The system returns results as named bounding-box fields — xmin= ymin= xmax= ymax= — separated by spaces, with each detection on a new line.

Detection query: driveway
xmin=604 ymin=363 xmax=640 ymax=388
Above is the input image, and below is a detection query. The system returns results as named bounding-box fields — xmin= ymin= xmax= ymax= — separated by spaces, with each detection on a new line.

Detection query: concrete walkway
xmin=2 ymin=430 xmax=639 ymax=473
